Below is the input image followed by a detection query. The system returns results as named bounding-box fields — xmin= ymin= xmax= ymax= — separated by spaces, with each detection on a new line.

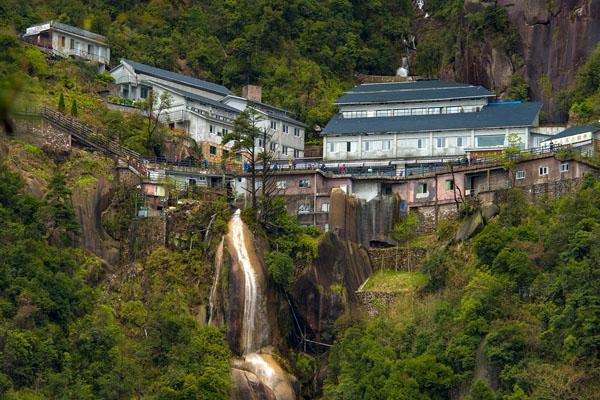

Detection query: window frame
xmin=560 ymin=162 xmax=569 ymax=173
xmin=299 ymin=179 xmax=311 ymax=188
xmin=539 ymin=166 xmax=549 ymax=176
xmin=516 ymin=170 xmax=525 ymax=180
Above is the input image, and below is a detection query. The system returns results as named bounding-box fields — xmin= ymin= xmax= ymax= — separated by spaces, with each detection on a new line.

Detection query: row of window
xmin=276 ymin=179 xmax=311 ymax=189
xmin=516 ymin=163 xmax=569 ymax=179
xmin=327 ymin=136 xmax=479 ymax=153
xmin=59 ymin=35 xmax=97 ymax=55
xmin=416 ymin=179 xmax=455 ymax=195
xmin=270 ymin=120 xmax=302 ymax=137
xmin=341 ymin=105 xmax=481 ymax=119
xmin=257 ymin=139 xmax=302 ymax=157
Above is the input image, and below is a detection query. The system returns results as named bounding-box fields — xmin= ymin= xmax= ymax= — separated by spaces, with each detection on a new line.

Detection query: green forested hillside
xmin=0 ymin=0 xmax=524 ymax=131
xmin=324 ymin=182 xmax=600 ymax=399
xmin=0 ymin=156 xmax=232 ymax=399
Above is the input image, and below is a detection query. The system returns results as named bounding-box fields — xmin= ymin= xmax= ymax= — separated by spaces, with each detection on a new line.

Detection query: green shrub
xmin=266 ymin=251 xmax=295 ymax=292
xmin=23 ymin=143 xmax=42 ymax=156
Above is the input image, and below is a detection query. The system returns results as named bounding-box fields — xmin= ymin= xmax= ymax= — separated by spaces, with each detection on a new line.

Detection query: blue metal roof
xmin=546 ymin=124 xmax=600 ymax=141
xmin=336 ymin=85 xmax=495 ymax=105
xmin=322 ymin=102 xmax=542 ymax=135
xmin=123 ymin=59 xmax=232 ymax=96
xmin=346 ymin=80 xmax=472 ymax=93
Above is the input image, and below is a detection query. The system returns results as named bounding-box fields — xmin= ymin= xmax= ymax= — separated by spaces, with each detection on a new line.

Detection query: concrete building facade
xmin=23 ymin=21 xmax=110 ymax=65
xmin=110 ymin=59 xmax=305 ymax=159
xmin=322 ymin=80 xmax=543 ymax=172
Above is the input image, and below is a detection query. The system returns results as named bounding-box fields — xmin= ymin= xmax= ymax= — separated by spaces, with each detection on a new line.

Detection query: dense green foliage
xmin=325 ymin=181 xmax=600 ymax=399
xmin=561 ymin=43 xmax=600 ymax=123
xmin=0 ymin=164 xmax=231 ymax=398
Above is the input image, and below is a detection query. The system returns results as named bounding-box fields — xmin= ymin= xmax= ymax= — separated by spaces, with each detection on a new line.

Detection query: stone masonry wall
xmin=367 ymin=247 xmax=427 ymax=272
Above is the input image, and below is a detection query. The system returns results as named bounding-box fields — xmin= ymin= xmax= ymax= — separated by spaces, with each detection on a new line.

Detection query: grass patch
xmin=78 ymin=173 xmax=97 ymax=186
xmin=23 ymin=143 xmax=42 ymax=156
xmin=360 ymin=270 xmax=430 ymax=293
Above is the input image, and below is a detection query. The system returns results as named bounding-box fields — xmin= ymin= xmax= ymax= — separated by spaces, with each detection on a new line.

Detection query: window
xmin=122 ymin=85 xmax=129 ymax=98
xmin=436 ymin=137 xmax=446 ymax=148
xmin=283 ymin=124 xmax=289 ymax=134
xmin=209 ymin=125 xmax=215 ymax=134
xmin=346 ymin=141 xmax=357 ymax=152
xmin=343 ymin=110 xmax=368 ymax=118
xmin=282 ymin=145 xmax=288 ymax=154
xmin=294 ymin=127 xmax=301 ymax=137
xmin=299 ymin=179 xmax=311 ymax=188
xmin=428 ymin=107 xmax=442 ymax=115
xmin=417 ymin=138 xmax=425 ymax=149
xmin=560 ymin=162 xmax=569 ymax=172
xmin=270 ymin=142 xmax=277 ymax=151
xmin=270 ymin=120 xmax=277 ymax=130
xmin=363 ymin=141 xmax=370 ymax=152
xmin=140 ymin=86 xmax=149 ymax=99
xmin=411 ymin=108 xmax=427 ymax=116
xmin=516 ymin=170 xmax=525 ymax=180
xmin=446 ymin=106 xmax=462 ymax=114
xmin=60 ymin=36 xmax=65 ymax=47
xmin=321 ymin=203 xmax=330 ymax=212
xmin=456 ymin=136 xmax=469 ymax=147
xmin=418 ymin=182 xmax=428 ymax=194
xmin=221 ymin=128 xmax=228 ymax=136
xmin=539 ymin=166 xmax=548 ymax=176
xmin=276 ymin=180 xmax=288 ymax=189
xmin=477 ymin=135 xmax=505 ymax=147
xmin=445 ymin=180 xmax=454 ymax=190
xmin=87 ymin=44 xmax=93 ymax=54
xmin=209 ymin=146 xmax=217 ymax=155
xmin=382 ymin=140 xmax=391 ymax=150
xmin=294 ymin=149 xmax=300 ymax=158
xmin=69 ymin=38 xmax=75 ymax=50
xmin=394 ymin=109 xmax=411 ymax=116
xmin=328 ymin=142 xmax=336 ymax=153
xmin=376 ymin=109 xmax=393 ymax=117
xmin=258 ymin=138 xmax=264 ymax=148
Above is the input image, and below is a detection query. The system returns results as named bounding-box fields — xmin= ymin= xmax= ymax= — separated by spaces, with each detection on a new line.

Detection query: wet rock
xmin=481 ymin=204 xmax=500 ymax=223
xmin=231 ymin=367 xmax=277 ymax=400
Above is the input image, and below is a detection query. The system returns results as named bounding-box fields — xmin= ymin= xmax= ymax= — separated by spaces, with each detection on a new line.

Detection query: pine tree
xmin=58 ymin=93 xmax=65 ymax=112
xmin=70 ymin=99 xmax=78 ymax=117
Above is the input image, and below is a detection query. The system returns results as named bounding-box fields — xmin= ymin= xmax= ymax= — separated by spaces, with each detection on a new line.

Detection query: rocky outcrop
xmin=73 ymin=175 xmax=121 ymax=265
xmin=443 ymin=0 xmax=600 ymax=121
xmin=291 ymin=232 xmax=373 ymax=342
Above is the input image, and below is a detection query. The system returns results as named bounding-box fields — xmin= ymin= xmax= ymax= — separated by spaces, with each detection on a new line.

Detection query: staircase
xmin=18 ymin=106 xmax=148 ymax=176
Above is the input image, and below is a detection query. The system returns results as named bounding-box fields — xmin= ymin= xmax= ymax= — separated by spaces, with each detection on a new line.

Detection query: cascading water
xmin=227 ymin=209 xmax=295 ymax=400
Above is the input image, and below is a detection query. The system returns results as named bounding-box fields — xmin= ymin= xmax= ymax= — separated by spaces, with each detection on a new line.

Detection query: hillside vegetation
xmin=324 ymin=182 xmax=600 ymax=399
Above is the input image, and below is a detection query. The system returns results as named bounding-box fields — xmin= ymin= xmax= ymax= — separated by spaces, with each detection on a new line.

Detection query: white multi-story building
xmin=322 ymin=80 xmax=542 ymax=166
xmin=23 ymin=21 xmax=110 ymax=65
xmin=110 ymin=60 xmax=305 ymax=158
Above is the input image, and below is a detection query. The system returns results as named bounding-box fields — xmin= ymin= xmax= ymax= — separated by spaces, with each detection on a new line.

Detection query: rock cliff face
xmin=291 ymin=232 xmax=373 ymax=342
xmin=437 ymin=0 xmax=600 ymax=121
xmin=500 ymin=0 xmax=600 ymax=120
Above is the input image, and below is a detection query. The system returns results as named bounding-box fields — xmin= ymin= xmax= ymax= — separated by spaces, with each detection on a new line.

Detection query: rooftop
xmin=223 ymin=95 xmax=307 ymax=127
xmin=123 ymin=59 xmax=232 ymax=97
xmin=336 ymin=80 xmax=495 ymax=105
xmin=323 ymin=102 xmax=542 ymax=136
xmin=24 ymin=20 xmax=107 ymax=44
xmin=147 ymin=81 xmax=240 ymax=114
xmin=545 ymin=124 xmax=600 ymax=141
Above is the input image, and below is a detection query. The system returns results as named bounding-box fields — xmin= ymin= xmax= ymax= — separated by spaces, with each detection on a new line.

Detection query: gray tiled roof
xmin=146 ymin=81 xmax=240 ymax=114
xmin=336 ymin=84 xmax=495 ymax=105
xmin=322 ymin=102 xmax=542 ymax=135
xmin=123 ymin=59 xmax=232 ymax=96
xmin=546 ymin=124 xmax=600 ymax=141
xmin=25 ymin=21 xmax=106 ymax=44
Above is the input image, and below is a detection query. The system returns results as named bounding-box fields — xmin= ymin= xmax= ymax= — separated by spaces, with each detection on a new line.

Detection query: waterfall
xmin=230 ymin=209 xmax=261 ymax=353
xmin=208 ymin=238 xmax=224 ymax=326
xmin=227 ymin=209 xmax=295 ymax=400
